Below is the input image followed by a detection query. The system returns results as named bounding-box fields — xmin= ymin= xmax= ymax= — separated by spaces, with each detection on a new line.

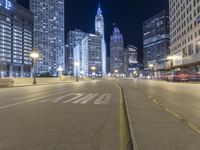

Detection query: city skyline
xmin=1 ymin=1 xmax=200 ymax=150
xmin=17 ymin=0 xmax=169 ymax=62
xmin=66 ymin=0 xmax=169 ymax=61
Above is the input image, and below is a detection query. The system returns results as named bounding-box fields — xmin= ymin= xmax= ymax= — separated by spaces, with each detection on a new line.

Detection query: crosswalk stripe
xmin=52 ymin=93 xmax=75 ymax=103
xmin=80 ymin=94 xmax=99 ymax=104
xmin=40 ymin=99 xmax=54 ymax=103
xmin=63 ymin=93 xmax=84 ymax=103
xmin=72 ymin=93 xmax=98 ymax=104
xmin=94 ymin=94 xmax=111 ymax=105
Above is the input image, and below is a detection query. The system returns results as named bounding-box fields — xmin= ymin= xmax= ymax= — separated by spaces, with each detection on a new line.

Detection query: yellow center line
xmin=113 ymin=81 xmax=128 ymax=150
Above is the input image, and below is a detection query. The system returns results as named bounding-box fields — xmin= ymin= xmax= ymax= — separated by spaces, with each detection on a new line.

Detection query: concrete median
xmin=0 ymin=79 xmax=14 ymax=88
xmin=0 ymin=77 xmax=74 ymax=87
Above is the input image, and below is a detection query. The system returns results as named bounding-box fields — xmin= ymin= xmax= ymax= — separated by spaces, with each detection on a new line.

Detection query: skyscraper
xmin=73 ymin=34 xmax=102 ymax=77
xmin=0 ymin=0 xmax=33 ymax=78
xmin=169 ymin=0 xmax=200 ymax=74
xmin=110 ymin=27 xmax=124 ymax=74
xmin=30 ymin=0 xmax=65 ymax=75
xmin=143 ymin=10 xmax=170 ymax=68
xmin=67 ymin=29 xmax=87 ymax=76
xmin=95 ymin=4 xmax=106 ymax=76
xmin=124 ymin=45 xmax=138 ymax=75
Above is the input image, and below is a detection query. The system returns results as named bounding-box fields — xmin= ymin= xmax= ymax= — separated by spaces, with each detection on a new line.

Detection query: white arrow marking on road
xmin=52 ymin=93 xmax=75 ymax=103
xmin=94 ymin=94 xmax=112 ymax=105
xmin=72 ymin=93 xmax=98 ymax=104
xmin=63 ymin=93 xmax=85 ymax=103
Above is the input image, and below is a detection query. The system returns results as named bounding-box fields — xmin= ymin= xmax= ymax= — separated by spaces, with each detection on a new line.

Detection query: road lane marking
xmin=63 ymin=93 xmax=84 ymax=103
xmin=39 ymin=93 xmax=111 ymax=105
xmin=52 ymin=93 xmax=75 ymax=103
xmin=152 ymin=99 xmax=159 ymax=105
xmin=94 ymin=94 xmax=111 ymax=105
xmin=148 ymin=95 xmax=200 ymax=135
xmin=81 ymin=94 xmax=98 ymax=104
xmin=72 ymin=93 xmax=98 ymax=104
xmin=40 ymin=99 xmax=54 ymax=103
xmin=72 ymin=93 xmax=93 ymax=104
xmin=0 ymin=91 xmax=67 ymax=110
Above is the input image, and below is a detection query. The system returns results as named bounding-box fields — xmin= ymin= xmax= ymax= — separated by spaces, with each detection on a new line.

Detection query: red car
xmin=167 ymin=71 xmax=189 ymax=82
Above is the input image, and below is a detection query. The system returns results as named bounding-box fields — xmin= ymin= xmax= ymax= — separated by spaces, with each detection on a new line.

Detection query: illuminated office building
xmin=110 ymin=27 xmax=124 ymax=74
xmin=67 ymin=29 xmax=87 ymax=75
xmin=143 ymin=10 xmax=170 ymax=68
xmin=124 ymin=45 xmax=138 ymax=75
xmin=169 ymin=0 xmax=200 ymax=74
xmin=73 ymin=34 xmax=102 ymax=77
xmin=30 ymin=0 xmax=65 ymax=75
xmin=0 ymin=0 xmax=33 ymax=77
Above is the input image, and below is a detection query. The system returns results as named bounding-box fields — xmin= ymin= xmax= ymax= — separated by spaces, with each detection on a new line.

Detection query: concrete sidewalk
xmin=118 ymin=81 xmax=200 ymax=150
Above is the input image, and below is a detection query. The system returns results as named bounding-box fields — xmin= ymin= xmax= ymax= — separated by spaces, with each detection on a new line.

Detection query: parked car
xmin=167 ymin=70 xmax=189 ymax=82
xmin=196 ymin=72 xmax=200 ymax=81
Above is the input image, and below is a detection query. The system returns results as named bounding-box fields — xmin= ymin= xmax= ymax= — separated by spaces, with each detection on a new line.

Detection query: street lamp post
xmin=148 ymin=64 xmax=154 ymax=79
xmin=167 ymin=56 xmax=173 ymax=73
xmin=74 ymin=61 xmax=80 ymax=82
xmin=80 ymin=70 xmax=84 ymax=80
xmin=57 ymin=66 xmax=63 ymax=81
xmin=91 ymin=66 xmax=96 ymax=80
xmin=30 ymin=52 xmax=39 ymax=85
xmin=114 ymin=69 xmax=119 ymax=79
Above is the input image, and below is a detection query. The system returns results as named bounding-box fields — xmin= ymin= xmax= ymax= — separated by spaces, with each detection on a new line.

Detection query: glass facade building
xmin=143 ymin=10 xmax=170 ymax=68
xmin=0 ymin=0 xmax=33 ymax=77
xmin=73 ymin=34 xmax=102 ymax=77
xmin=67 ymin=29 xmax=87 ymax=76
xmin=30 ymin=0 xmax=65 ymax=75
xmin=110 ymin=27 xmax=124 ymax=74
xmin=124 ymin=45 xmax=138 ymax=75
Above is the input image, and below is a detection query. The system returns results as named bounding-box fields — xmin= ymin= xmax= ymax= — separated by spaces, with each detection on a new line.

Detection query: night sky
xmin=17 ymin=0 xmax=169 ymax=61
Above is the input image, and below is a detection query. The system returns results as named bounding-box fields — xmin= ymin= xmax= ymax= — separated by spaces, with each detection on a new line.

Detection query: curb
xmin=114 ymin=81 xmax=139 ymax=150
xmin=123 ymin=89 xmax=139 ymax=150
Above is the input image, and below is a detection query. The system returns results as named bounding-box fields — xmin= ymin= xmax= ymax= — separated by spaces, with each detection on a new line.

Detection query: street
xmin=0 ymin=79 xmax=200 ymax=150
xmin=0 ymin=80 xmax=121 ymax=150
xmin=118 ymin=79 xmax=200 ymax=130
xmin=117 ymin=79 xmax=200 ymax=150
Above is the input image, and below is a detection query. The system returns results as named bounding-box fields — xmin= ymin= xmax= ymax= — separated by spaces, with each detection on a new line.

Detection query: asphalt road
xmin=120 ymin=79 xmax=200 ymax=129
xmin=1 ymin=79 xmax=200 ymax=150
xmin=0 ymin=80 xmax=121 ymax=150
xmin=117 ymin=79 xmax=200 ymax=150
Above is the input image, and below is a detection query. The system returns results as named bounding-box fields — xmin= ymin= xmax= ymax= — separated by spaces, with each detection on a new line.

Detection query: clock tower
xmin=95 ymin=4 xmax=104 ymax=37
xmin=95 ymin=4 xmax=107 ymax=76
